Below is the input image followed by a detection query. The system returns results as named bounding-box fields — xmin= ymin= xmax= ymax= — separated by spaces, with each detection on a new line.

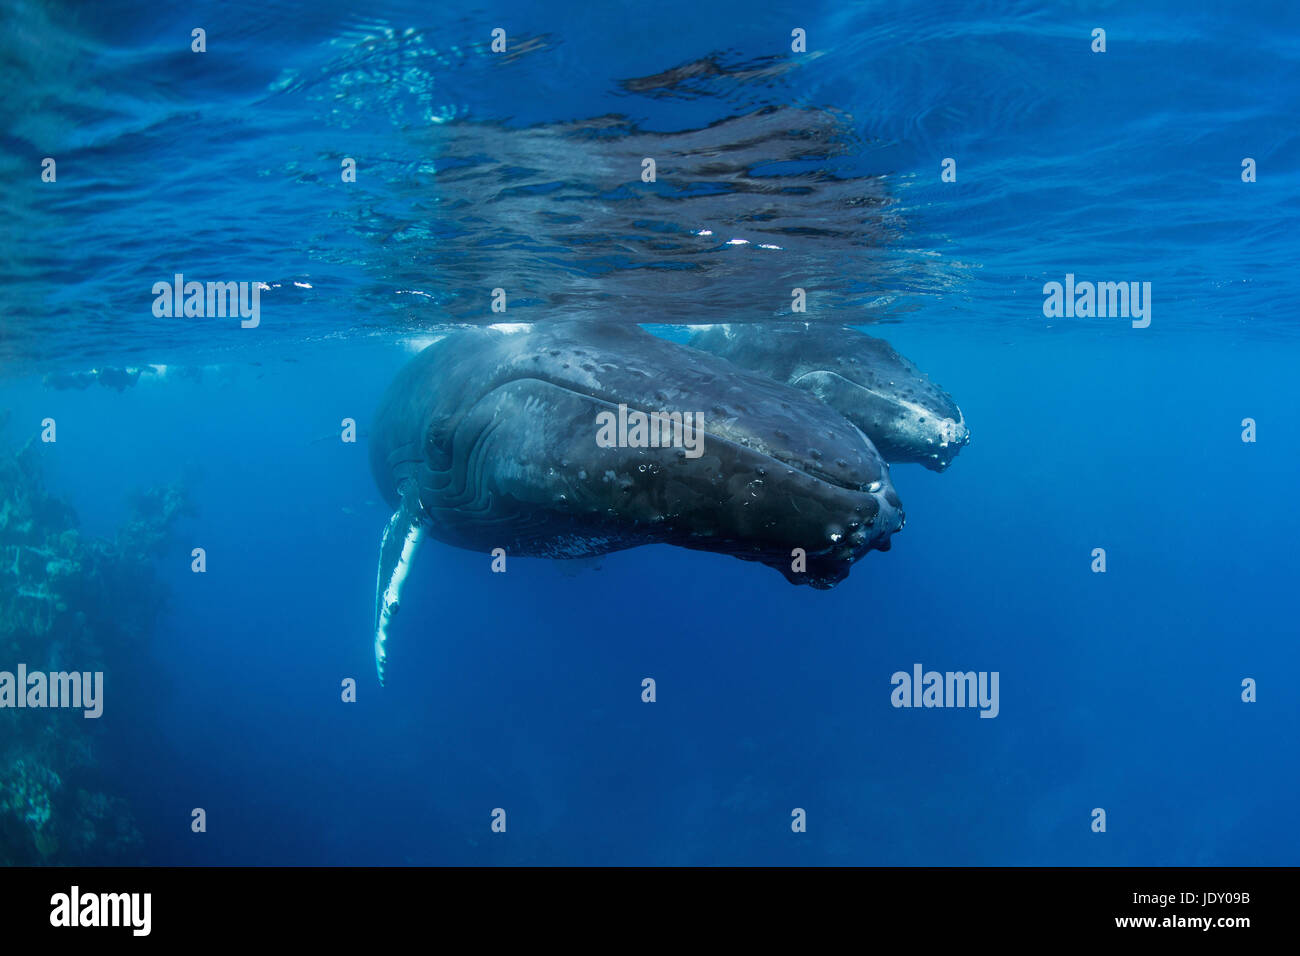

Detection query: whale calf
xmin=369 ymin=320 xmax=904 ymax=682
xmin=683 ymin=323 xmax=969 ymax=471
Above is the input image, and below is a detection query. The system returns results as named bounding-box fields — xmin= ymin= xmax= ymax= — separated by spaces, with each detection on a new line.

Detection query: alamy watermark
xmin=0 ymin=664 xmax=102 ymax=718
xmin=890 ymin=663 xmax=999 ymax=718
xmin=50 ymin=886 xmax=150 ymax=936
xmin=152 ymin=273 xmax=262 ymax=328
xmin=1042 ymin=273 xmax=1151 ymax=328
xmin=596 ymin=404 xmax=705 ymax=458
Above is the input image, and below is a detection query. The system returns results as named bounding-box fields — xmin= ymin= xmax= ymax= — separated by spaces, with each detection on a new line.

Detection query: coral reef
xmin=0 ymin=426 xmax=192 ymax=864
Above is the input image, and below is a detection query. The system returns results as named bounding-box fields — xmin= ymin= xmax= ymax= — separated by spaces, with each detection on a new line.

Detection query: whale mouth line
xmin=788 ymin=368 xmax=965 ymax=430
xmin=474 ymin=376 xmax=880 ymax=495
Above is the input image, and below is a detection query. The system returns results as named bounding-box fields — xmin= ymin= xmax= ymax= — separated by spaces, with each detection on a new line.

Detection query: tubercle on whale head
xmin=764 ymin=477 xmax=904 ymax=587
xmin=914 ymin=409 xmax=970 ymax=472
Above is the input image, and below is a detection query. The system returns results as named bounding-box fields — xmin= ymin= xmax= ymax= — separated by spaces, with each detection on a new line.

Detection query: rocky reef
xmin=0 ymin=417 xmax=192 ymax=864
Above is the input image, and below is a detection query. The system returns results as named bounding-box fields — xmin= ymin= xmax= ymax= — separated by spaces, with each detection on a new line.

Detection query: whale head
xmin=686 ymin=323 xmax=970 ymax=472
xmin=370 ymin=320 xmax=904 ymax=589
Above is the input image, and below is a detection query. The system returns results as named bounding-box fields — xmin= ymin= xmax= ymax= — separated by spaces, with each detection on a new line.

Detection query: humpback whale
xmin=683 ymin=323 xmax=969 ymax=472
xmin=368 ymin=320 xmax=904 ymax=682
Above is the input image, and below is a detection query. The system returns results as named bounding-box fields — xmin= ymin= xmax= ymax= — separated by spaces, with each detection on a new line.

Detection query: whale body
xmin=368 ymin=320 xmax=904 ymax=681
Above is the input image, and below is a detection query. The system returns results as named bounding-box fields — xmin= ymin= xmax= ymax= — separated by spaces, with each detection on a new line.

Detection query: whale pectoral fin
xmin=374 ymin=490 xmax=426 ymax=686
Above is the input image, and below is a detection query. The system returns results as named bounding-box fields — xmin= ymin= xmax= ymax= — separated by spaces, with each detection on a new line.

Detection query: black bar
xmin=0 ymin=866 xmax=1282 ymax=942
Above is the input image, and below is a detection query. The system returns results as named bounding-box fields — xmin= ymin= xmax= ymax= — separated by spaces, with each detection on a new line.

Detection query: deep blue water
xmin=1 ymin=0 xmax=1297 ymax=865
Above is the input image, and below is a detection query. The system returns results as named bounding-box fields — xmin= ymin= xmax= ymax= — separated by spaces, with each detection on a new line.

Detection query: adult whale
xmin=368 ymin=320 xmax=904 ymax=683
xmin=683 ymin=323 xmax=970 ymax=472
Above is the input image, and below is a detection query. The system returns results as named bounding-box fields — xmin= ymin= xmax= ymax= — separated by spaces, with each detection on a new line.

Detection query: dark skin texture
xmin=370 ymin=321 xmax=904 ymax=588
xmin=687 ymin=323 xmax=969 ymax=472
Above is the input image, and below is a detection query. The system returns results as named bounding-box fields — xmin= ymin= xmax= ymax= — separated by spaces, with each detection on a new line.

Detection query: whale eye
xmin=868 ymin=480 xmax=882 ymax=493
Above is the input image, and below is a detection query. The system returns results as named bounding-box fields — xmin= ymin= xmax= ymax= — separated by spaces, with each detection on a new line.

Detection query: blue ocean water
xmin=1 ymin=0 xmax=1297 ymax=865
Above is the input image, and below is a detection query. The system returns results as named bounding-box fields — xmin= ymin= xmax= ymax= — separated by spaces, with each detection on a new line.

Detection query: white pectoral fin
xmin=374 ymin=492 xmax=426 ymax=685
